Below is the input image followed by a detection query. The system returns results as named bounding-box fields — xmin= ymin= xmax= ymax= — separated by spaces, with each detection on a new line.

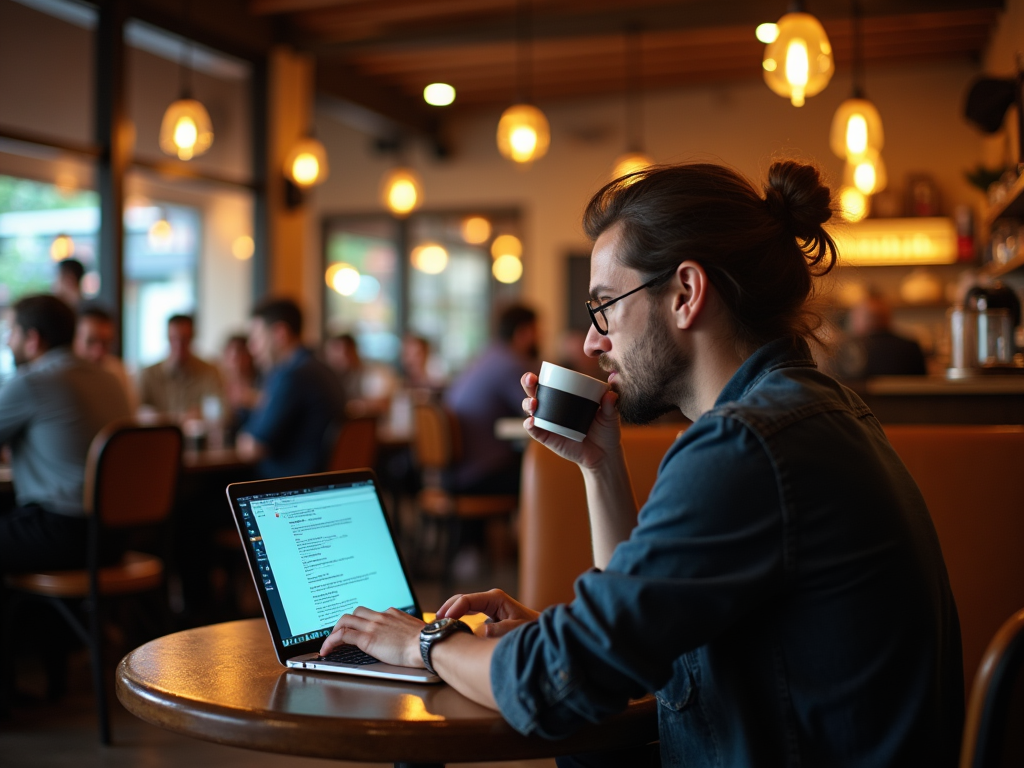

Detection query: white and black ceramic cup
xmin=532 ymin=362 xmax=610 ymax=442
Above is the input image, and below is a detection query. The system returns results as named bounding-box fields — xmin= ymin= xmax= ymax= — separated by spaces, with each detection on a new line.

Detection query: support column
xmin=264 ymin=46 xmax=315 ymax=312
xmin=95 ymin=0 xmax=128 ymax=352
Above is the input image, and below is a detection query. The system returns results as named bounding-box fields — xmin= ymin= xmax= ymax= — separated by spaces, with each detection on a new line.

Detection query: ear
xmin=670 ymin=261 xmax=710 ymax=330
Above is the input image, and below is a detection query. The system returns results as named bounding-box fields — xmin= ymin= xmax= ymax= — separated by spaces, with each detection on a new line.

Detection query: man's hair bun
xmin=764 ymin=160 xmax=837 ymax=274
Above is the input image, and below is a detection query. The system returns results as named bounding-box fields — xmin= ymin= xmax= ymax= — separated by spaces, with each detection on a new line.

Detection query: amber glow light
xmin=839 ymin=187 xmax=869 ymax=223
xmin=492 ymin=254 xmax=523 ymax=283
xmin=830 ymin=99 xmax=884 ymax=161
xmin=285 ymin=138 xmax=329 ymax=188
xmin=844 ymin=151 xmax=887 ymax=196
xmin=50 ymin=234 xmax=75 ymax=261
xmin=423 ymin=83 xmax=456 ymax=107
xmin=381 ymin=168 xmax=422 ymax=217
xmin=411 ymin=243 xmax=448 ymax=274
xmin=232 ymin=235 xmax=254 ymax=260
xmin=833 ymin=217 xmax=957 ymax=267
xmin=159 ymin=99 xmax=213 ymax=161
xmin=461 ymin=216 xmax=492 ymax=244
xmin=762 ymin=12 xmax=833 ymax=107
xmin=148 ymin=219 xmax=173 ymax=250
xmin=755 ymin=23 xmax=779 ymax=44
xmin=612 ymin=152 xmax=653 ymax=182
xmin=496 ymin=104 xmax=550 ymax=164
xmin=491 ymin=234 xmax=522 ymax=259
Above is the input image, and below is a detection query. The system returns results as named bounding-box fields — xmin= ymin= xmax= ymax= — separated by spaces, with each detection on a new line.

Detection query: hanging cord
xmin=851 ymin=0 xmax=864 ymax=99
xmin=625 ymin=25 xmax=644 ymax=154
xmin=515 ymin=0 xmax=533 ymax=104
xmin=179 ymin=0 xmax=194 ymax=99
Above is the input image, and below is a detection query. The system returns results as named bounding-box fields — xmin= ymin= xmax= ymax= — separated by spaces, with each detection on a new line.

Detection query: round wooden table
xmin=116 ymin=619 xmax=658 ymax=767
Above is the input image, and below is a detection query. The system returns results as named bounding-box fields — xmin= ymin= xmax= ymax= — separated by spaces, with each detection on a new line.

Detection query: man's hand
xmin=437 ymin=589 xmax=540 ymax=639
xmin=521 ymin=371 xmax=622 ymax=471
xmin=319 ymin=606 xmax=425 ymax=667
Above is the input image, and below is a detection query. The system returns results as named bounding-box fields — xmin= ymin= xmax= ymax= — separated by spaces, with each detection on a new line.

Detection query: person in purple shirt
xmin=443 ymin=304 xmax=540 ymax=496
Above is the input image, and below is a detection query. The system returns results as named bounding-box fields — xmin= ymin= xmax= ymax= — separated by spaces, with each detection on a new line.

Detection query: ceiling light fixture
xmin=424 ymin=83 xmax=456 ymax=106
xmin=159 ymin=10 xmax=213 ymax=161
xmin=496 ymin=0 xmax=550 ymax=164
xmin=381 ymin=167 xmax=423 ymax=217
xmin=761 ymin=4 xmax=833 ymax=107
xmin=611 ymin=27 xmax=653 ymax=182
xmin=461 ymin=216 xmax=492 ymax=244
xmin=829 ymin=1 xmax=884 ymax=163
xmin=285 ymin=137 xmax=329 ymax=189
xmin=411 ymin=243 xmax=449 ymax=274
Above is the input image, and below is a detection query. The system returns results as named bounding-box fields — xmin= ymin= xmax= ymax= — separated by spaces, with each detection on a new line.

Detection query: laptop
xmin=225 ymin=469 xmax=441 ymax=684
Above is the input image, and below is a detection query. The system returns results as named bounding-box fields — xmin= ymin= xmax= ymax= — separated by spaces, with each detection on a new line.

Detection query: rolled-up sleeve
xmin=491 ymin=415 xmax=785 ymax=738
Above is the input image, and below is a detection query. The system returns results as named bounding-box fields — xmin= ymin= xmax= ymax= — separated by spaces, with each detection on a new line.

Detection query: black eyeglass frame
xmin=585 ymin=265 xmax=678 ymax=336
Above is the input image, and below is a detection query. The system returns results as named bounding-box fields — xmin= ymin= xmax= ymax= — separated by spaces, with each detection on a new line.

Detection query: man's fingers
xmin=320 ymin=624 xmax=362 ymax=655
xmin=436 ymin=594 xmax=464 ymax=618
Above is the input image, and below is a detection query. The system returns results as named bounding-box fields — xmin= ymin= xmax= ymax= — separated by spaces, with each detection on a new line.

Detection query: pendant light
xmin=381 ymin=166 xmax=423 ymax=217
xmin=829 ymin=1 xmax=883 ymax=162
xmin=284 ymin=136 xmax=329 ymax=188
xmin=611 ymin=27 xmax=654 ymax=182
xmin=762 ymin=4 xmax=834 ymax=107
xmin=844 ymin=149 xmax=887 ymax=196
xmin=496 ymin=0 xmax=550 ymax=164
xmin=159 ymin=7 xmax=213 ymax=161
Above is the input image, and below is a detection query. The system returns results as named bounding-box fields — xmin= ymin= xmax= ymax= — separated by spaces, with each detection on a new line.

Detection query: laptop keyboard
xmin=317 ymin=645 xmax=380 ymax=666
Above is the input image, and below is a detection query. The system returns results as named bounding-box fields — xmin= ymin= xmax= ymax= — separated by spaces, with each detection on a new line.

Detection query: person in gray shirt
xmin=0 ymin=295 xmax=131 ymax=572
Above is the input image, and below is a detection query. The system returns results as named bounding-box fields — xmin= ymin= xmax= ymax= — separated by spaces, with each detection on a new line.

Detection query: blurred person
xmin=0 ymin=295 xmax=130 ymax=573
xmin=53 ymin=258 xmax=84 ymax=310
xmin=839 ymin=291 xmax=927 ymax=379
xmin=238 ymin=298 xmax=345 ymax=479
xmin=74 ymin=305 xmax=136 ymax=410
xmin=139 ymin=314 xmax=224 ymax=420
xmin=324 ymin=333 xmax=398 ymax=417
xmin=443 ymin=304 xmax=540 ymax=496
xmin=400 ymin=334 xmax=446 ymax=393
xmin=317 ymin=162 xmax=962 ymax=768
xmin=220 ymin=333 xmax=260 ymax=440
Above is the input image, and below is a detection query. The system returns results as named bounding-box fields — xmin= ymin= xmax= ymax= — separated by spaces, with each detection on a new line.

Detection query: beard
xmin=599 ymin=301 xmax=691 ymax=425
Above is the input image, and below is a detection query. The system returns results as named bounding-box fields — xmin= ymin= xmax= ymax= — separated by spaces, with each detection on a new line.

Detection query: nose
xmin=583 ymin=324 xmax=610 ymax=358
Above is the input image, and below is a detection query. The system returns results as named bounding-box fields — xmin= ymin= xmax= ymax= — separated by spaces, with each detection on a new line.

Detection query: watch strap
xmin=420 ymin=618 xmax=471 ymax=676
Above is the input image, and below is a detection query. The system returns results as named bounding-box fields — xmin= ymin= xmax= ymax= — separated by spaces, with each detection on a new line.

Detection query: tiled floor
xmin=0 ymin=539 xmax=553 ymax=768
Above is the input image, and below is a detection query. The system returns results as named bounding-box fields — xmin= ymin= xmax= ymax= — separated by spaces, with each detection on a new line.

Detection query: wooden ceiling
xmin=130 ymin=0 xmax=1004 ymax=135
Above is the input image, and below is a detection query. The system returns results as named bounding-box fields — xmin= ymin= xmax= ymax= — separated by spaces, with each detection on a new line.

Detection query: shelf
xmin=980 ymin=252 xmax=1024 ymax=279
xmin=983 ymin=171 xmax=1024 ymax=228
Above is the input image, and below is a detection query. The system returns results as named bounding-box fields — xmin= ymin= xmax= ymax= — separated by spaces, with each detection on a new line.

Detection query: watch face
xmin=422 ymin=618 xmax=453 ymax=635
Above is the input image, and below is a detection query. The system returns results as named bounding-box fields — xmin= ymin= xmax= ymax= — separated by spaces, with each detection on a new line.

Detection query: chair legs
xmin=87 ymin=594 xmax=111 ymax=745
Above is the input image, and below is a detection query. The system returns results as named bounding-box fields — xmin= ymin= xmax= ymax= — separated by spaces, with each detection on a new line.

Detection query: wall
xmin=314 ymin=55 xmax=987 ymax=361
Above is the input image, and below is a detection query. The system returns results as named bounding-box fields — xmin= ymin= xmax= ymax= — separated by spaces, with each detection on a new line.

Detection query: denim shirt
xmin=491 ymin=337 xmax=964 ymax=767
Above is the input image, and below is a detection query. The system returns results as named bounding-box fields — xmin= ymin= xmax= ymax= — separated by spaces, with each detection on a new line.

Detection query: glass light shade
xmin=411 ymin=243 xmax=448 ymax=274
xmin=844 ymin=151 xmax=888 ymax=196
xmin=611 ymin=152 xmax=654 ymax=182
xmin=148 ymin=218 xmax=173 ymax=250
xmin=284 ymin=137 xmax=329 ymax=188
xmin=491 ymin=234 xmax=522 ymax=259
xmin=838 ymin=186 xmax=870 ymax=223
xmin=423 ymin=83 xmax=456 ymax=106
xmin=50 ymin=234 xmax=75 ymax=261
xmin=492 ymin=254 xmax=523 ymax=284
xmin=762 ymin=12 xmax=834 ymax=107
xmin=496 ymin=104 xmax=550 ymax=163
xmin=381 ymin=167 xmax=423 ymax=217
xmin=830 ymin=98 xmax=884 ymax=161
xmin=159 ymin=98 xmax=213 ymax=161
xmin=461 ymin=216 xmax=492 ymax=244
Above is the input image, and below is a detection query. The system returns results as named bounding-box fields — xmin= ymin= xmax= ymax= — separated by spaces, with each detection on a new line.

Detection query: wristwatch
xmin=419 ymin=617 xmax=472 ymax=675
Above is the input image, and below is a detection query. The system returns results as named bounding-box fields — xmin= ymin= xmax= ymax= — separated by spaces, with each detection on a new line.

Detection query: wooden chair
xmin=884 ymin=425 xmax=1024 ymax=695
xmin=411 ymin=402 xmax=518 ymax=588
xmin=518 ymin=425 xmax=685 ymax=609
xmin=3 ymin=421 xmax=182 ymax=744
xmin=325 ymin=416 xmax=378 ymax=471
xmin=960 ymin=607 xmax=1024 ymax=768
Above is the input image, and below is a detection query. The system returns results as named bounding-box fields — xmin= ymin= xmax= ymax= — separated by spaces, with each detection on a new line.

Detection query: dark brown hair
xmin=14 ymin=294 xmax=76 ymax=349
xmin=583 ymin=161 xmax=838 ymax=350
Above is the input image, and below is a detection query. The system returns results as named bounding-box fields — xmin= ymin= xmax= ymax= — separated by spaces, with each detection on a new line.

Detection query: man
xmin=139 ymin=314 xmax=223 ymax=419
xmin=238 ymin=298 xmax=344 ymax=479
xmin=323 ymin=333 xmax=397 ymax=417
xmin=319 ymin=162 xmax=964 ymax=767
xmin=443 ymin=304 xmax=540 ymax=495
xmin=74 ymin=306 xmax=136 ymax=410
xmin=0 ymin=295 xmax=130 ymax=572
xmin=840 ymin=291 xmax=928 ymax=378
xmin=53 ymin=258 xmax=84 ymax=310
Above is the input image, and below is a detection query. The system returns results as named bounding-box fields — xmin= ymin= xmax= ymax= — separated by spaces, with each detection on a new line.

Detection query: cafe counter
xmin=858 ymin=375 xmax=1024 ymax=424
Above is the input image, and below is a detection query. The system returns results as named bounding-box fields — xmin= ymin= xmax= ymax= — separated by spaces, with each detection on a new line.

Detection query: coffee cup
xmin=532 ymin=362 xmax=610 ymax=442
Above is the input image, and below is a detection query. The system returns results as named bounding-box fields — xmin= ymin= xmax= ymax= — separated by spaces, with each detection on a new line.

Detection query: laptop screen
xmin=234 ymin=477 xmax=416 ymax=649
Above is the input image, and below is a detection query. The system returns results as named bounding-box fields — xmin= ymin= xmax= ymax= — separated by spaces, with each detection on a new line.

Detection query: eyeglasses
xmin=585 ymin=266 xmax=677 ymax=336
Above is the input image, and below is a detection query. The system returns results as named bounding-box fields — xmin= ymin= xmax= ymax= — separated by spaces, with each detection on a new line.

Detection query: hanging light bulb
xmin=493 ymin=254 xmax=523 ymax=284
xmin=762 ymin=12 xmax=833 ymax=107
xmin=411 ymin=243 xmax=449 ymax=274
xmin=380 ymin=167 xmax=423 ymax=217
xmin=839 ymin=186 xmax=870 ymax=223
xmin=461 ymin=216 xmax=492 ymax=244
xmin=148 ymin=217 xmax=174 ymax=250
xmin=284 ymin=137 xmax=329 ymax=188
xmin=491 ymin=234 xmax=523 ymax=259
xmin=831 ymin=99 xmax=884 ymax=161
xmin=160 ymin=99 xmax=213 ymax=161
xmin=50 ymin=234 xmax=75 ymax=261
xmin=326 ymin=263 xmax=361 ymax=296
xmin=844 ymin=150 xmax=888 ymax=196
xmin=497 ymin=104 xmax=550 ymax=164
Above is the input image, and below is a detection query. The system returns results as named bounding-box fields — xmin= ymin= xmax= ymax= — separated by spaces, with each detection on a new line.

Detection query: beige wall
xmin=314 ymin=56 xmax=985 ymax=360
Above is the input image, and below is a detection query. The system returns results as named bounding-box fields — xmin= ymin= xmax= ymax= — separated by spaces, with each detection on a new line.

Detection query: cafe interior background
xmin=2 ymin=0 xmax=1024 ymax=764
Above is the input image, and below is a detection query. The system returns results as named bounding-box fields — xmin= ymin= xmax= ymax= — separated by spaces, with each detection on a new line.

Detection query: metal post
xmin=251 ymin=56 xmax=270 ymax=304
xmin=94 ymin=0 xmax=127 ymax=353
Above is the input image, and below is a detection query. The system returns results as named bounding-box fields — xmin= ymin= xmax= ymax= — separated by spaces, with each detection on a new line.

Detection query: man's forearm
xmin=581 ymin=452 xmax=639 ymax=569
xmin=431 ymin=633 xmax=499 ymax=710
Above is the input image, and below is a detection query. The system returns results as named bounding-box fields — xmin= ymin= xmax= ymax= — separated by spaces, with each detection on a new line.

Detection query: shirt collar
xmin=714 ymin=336 xmax=817 ymax=407
xmin=25 ymin=346 xmax=73 ymax=372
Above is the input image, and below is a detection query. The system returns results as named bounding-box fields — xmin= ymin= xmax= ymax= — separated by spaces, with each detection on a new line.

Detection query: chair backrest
xmin=884 ymin=425 xmax=1024 ymax=695
xmin=960 ymin=607 xmax=1024 ymax=768
xmin=84 ymin=421 xmax=183 ymax=528
xmin=413 ymin=402 xmax=457 ymax=470
xmin=326 ymin=416 xmax=378 ymax=471
xmin=519 ymin=425 xmax=684 ymax=609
